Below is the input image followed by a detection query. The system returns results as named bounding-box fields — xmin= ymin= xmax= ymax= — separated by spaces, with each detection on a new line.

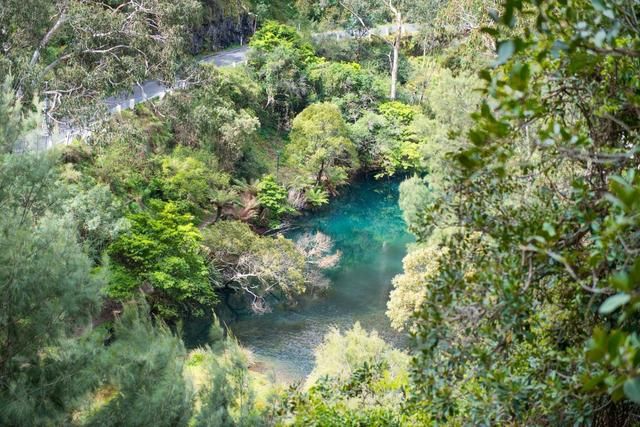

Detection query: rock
xmin=190 ymin=14 xmax=256 ymax=54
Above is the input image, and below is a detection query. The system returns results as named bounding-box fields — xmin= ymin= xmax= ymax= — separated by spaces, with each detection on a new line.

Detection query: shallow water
xmin=228 ymin=176 xmax=414 ymax=383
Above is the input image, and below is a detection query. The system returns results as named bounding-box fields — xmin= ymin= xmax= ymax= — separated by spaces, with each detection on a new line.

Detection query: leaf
xmin=594 ymin=30 xmax=606 ymax=47
xmin=495 ymin=41 xmax=515 ymax=66
xmin=599 ymin=293 xmax=631 ymax=314
xmin=624 ymin=378 xmax=640 ymax=403
xmin=611 ymin=271 xmax=631 ymax=292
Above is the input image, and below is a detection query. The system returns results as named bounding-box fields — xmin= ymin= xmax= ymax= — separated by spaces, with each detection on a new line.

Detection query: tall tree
xmin=338 ymin=0 xmax=414 ymax=99
xmin=0 ymin=81 xmax=102 ymax=425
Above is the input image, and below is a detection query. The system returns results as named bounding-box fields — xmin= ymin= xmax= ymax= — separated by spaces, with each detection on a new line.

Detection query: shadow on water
xmin=186 ymin=175 xmax=414 ymax=383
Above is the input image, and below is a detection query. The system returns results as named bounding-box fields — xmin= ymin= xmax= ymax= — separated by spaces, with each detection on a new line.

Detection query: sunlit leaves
xmin=286 ymin=102 xmax=359 ymax=190
xmin=107 ymin=201 xmax=216 ymax=319
xmin=256 ymin=174 xmax=294 ymax=218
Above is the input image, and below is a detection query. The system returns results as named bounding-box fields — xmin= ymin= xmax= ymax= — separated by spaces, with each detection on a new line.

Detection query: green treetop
xmin=286 ymin=102 xmax=359 ymax=191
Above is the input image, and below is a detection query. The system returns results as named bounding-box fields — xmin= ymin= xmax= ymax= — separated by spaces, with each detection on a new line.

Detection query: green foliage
xmin=63 ymin=183 xmax=130 ymax=257
xmin=193 ymin=321 xmax=261 ymax=426
xmin=249 ymin=21 xmax=317 ymax=65
xmin=256 ymin=174 xmax=294 ymax=218
xmin=250 ymin=0 xmax=298 ymax=22
xmin=248 ymin=22 xmax=318 ymax=127
xmin=304 ymin=186 xmax=329 ymax=207
xmin=387 ymin=241 xmax=447 ymax=332
xmin=403 ymin=0 xmax=640 ymax=423
xmin=313 ymin=38 xmax=411 ymax=86
xmin=166 ymin=67 xmax=261 ymax=171
xmin=202 ymin=220 xmax=258 ymax=261
xmin=0 ymin=171 xmax=103 ymax=425
xmin=274 ymin=323 xmax=414 ymax=426
xmin=350 ymin=102 xmax=422 ymax=176
xmin=309 ymin=61 xmax=385 ymax=121
xmin=108 ymin=201 xmax=216 ymax=319
xmin=397 ymin=176 xmax=431 ymax=235
xmin=249 ymin=48 xmax=312 ymax=129
xmin=305 ymin=322 xmax=408 ymax=387
xmin=84 ymin=305 xmax=193 ymax=427
xmin=287 ymin=102 xmax=359 ymax=190
xmin=378 ymin=101 xmax=419 ymax=125
xmin=278 ymin=391 xmax=406 ymax=426
xmin=159 ymin=147 xmax=233 ymax=218
xmin=92 ymin=112 xmax=166 ymax=197
xmin=0 ymin=85 xmax=102 ymax=425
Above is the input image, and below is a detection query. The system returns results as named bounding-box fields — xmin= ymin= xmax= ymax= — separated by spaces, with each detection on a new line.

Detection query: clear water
xmin=228 ymin=176 xmax=413 ymax=383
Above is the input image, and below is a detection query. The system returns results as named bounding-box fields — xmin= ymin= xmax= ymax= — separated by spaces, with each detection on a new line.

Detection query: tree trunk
xmin=390 ymin=12 xmax=402 ymax=100
xmin=338 ymin=0 xmax=403 ymax=99
xmin=30 ymin=3 xmax=68 ymax=67
xmin=390 ymin=39 xmax=399 ymax=99
xmin=316 ymin=159 xmax=326 ymax=186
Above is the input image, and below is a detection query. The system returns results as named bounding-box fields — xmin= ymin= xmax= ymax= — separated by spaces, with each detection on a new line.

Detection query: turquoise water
xmin=229 ymin=176 xmax=413 ymax=382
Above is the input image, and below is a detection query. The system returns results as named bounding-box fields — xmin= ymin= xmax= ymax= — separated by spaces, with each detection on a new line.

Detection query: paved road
xmin=27 ymin=24 xmax=420 ymax=151
xmin=105 ymin=47 xmax=250 ymax=113
xmin=22 ymin=46 xmax=252 ymax=150
xmin=201 ymin=46 xmax=250 ymax=67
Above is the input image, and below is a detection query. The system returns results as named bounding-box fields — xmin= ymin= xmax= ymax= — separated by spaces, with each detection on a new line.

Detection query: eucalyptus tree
xmin=202 ymin=220 xmax=341 ymax=313
xmin=0 ymin=0 xmax=201 ymax=121
xmin=337 ymin=0 xmax=420 ymax=99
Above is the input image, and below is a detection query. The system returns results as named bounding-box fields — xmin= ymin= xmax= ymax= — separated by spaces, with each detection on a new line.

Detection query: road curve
xmin=26 ymin=24 xmax=420 ymax=151
xmin=104 ymin=47 xmax=251 ymax=113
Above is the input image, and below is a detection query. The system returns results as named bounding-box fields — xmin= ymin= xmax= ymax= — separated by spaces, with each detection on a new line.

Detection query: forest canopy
xmin=1 ymin=0 xmax=640 ymax=425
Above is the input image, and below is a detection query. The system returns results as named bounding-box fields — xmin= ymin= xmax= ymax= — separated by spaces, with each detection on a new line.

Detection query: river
xmin=183 ymin=176 xmax=412 ymax=382
xmin=228 ymin=176 xmax=413 ymax=382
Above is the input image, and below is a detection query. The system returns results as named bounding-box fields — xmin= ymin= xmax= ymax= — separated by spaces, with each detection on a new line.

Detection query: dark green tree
xmin=0 ymin=82 xmax=102 ymax=425
xmin=85 ymin=305 xmax=193 ymax=427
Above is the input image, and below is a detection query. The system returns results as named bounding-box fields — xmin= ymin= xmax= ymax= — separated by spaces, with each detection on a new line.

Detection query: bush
xmin=256 ymin=174 xmax=294 ymax=218
xmin=107 ymin=201 xmax=216 ymax=319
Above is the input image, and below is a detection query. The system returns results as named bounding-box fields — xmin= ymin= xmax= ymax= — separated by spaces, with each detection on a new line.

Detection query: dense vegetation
xmin=1 ymin=0 xmax=639 ymax=425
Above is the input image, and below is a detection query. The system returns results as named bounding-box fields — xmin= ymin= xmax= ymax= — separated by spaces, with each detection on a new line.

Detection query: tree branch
xmin=30 ymin=2 xmax=69 ymax=67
